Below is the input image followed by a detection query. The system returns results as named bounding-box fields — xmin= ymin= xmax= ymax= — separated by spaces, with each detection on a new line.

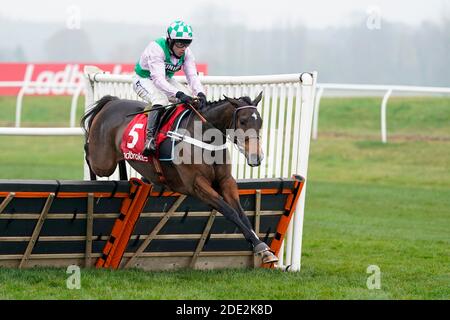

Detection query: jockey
xmin=132 ymin=20 xmax=207 ymax=156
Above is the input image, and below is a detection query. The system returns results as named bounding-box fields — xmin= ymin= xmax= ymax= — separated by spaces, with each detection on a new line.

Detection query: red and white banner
xmin=0 ymin=63 xmax=208 ymax=96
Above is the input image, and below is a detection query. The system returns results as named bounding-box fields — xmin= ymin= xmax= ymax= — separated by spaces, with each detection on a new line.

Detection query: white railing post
xmin=70 ymin=82 xmax=84 ymax=127
xmin=82 ymin=66 xmax=98 ymax=180
xmin=283 ymin=214 xmax=294 ymax=268
xmin=312 ymin=87 xmax=324 ymax=140
xmin=14 ymin=64 xmax=34 ymax=127
xmin=381 ymin=89 xmax=392 ymax=143
xmin=84 ymin=65 xmax=102 ymax=109
xmin=15 ymin=86 xmax=26 ymax=128
xmin=290 ymin=72 xmax=317 ymax=272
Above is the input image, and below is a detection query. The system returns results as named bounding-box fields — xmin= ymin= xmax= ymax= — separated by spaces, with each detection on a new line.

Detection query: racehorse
xmin=80 ymin=93 xmax=279 ymax=264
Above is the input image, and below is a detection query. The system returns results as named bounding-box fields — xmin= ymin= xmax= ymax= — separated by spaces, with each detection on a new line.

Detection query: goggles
xmin=173 ymin=40 xmax=192 ymax=48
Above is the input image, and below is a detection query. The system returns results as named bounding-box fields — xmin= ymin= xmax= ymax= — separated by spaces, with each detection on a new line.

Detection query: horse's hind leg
xmin=118 ymin=160 xmax=128 ymax=180
xmin=86 ymin=140 xmax=119 ymax=177
xmin=218 ymin=177 xmax=278 ymax=264
xmin=193 ymin=175 xmax=278 ymax=264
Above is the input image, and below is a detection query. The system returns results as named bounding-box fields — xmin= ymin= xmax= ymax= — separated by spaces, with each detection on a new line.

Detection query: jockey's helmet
xmin=167 ymin=20 xmax=193 ymax=43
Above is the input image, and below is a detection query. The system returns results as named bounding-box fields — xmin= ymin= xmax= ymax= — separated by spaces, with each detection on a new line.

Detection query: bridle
xmin=156 ymin=101 xmax=262 ymax=155
xmin=230 ymin=106 xmax=258 ymax=131
xmin=228 ymin=105 xmax=261 ymax=152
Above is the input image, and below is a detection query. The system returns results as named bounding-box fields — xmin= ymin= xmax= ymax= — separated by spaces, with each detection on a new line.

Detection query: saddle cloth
xmin=120 ymin=105 xmax=189 ymax=162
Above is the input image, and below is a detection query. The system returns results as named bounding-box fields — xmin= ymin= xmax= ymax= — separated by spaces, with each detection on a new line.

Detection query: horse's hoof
xmin=253 ymin=242 xmax=270 ymax=255
xmin=261 ymin=250 xmax=279 ymax=264
xmin=254 ymin=243 xmax=279 ymax=264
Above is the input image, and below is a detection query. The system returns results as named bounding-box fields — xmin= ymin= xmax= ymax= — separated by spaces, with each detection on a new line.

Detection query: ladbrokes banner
xmin=0 ymin=63 xmax=208 ymax=96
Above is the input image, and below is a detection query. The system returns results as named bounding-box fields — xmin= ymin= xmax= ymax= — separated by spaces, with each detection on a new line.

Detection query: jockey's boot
xmin=142 ymin=105 xmax=163 ymax=156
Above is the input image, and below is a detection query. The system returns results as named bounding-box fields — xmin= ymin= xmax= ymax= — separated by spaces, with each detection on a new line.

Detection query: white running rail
xmin=0 ymin=81 xmax=84 ymax=129
xmin=313 ymin=83 xmax=450 ymax=143
xmin=0 ymin=127 xmax=83 ymax=136
xmin=3 ymin=79 xmax=449 ymax=143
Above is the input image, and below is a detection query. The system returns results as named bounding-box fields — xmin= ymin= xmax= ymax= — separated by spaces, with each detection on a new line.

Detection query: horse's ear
xmin=252 ymin=91 xmax=263 ymax=106
xmin=223 ymin=94 xmax=240 ymax=106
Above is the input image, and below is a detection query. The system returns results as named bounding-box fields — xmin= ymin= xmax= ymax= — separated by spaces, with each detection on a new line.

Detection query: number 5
xmin=127 ymin=123 xmax=144 ymax=149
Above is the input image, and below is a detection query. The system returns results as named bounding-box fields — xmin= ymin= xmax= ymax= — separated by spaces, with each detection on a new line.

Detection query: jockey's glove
xmin=197 ymin=92 xmax=207 ymax=109
xmin=176 ymin=91 xmax=194 ymax=105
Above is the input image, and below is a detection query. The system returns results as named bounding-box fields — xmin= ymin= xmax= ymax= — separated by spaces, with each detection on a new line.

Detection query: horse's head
xmin=224 ymin=92 xmax=264 ymax=167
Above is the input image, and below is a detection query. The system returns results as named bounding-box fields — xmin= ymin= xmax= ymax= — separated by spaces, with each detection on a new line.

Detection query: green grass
xmin=0 ymin=96 xmax=449 ymax=299
xmin=317 ymin=96 xmax=450 ymax=138
xmin=0 ymin=136 xmax=85 ymax=180
xmin=0 ymin=96 xmax=85 ymax=127
xmin=0 ymin=96 xmax=85 ymax=179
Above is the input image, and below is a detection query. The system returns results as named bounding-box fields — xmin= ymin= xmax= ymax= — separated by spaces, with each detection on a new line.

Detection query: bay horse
xmin=80 ymin=93 xmax=279 ymax=264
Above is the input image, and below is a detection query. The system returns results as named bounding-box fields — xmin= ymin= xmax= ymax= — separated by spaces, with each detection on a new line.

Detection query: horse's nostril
xmin=248 ymin=154 xmax=261 ymax=167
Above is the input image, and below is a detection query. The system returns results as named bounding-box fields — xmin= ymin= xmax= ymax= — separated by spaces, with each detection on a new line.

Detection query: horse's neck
xmin=201 ymin=102 xmax=234 ymax=132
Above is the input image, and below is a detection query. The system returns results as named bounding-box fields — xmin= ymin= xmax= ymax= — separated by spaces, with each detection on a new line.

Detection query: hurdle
xmin=84 ymin=66 xmax=318 ymax=271
xmin=0 ymin=176 xmax=304 ymax=270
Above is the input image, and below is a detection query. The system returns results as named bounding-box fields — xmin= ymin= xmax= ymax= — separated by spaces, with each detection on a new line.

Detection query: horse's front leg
xmin=193 ymin=175 xmax=278 ymax=264
xmin=218 ymin=177 xmax=278 ymax=264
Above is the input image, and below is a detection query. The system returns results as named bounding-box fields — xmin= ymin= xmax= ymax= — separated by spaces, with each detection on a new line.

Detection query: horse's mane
xmin=206 ymin=98 xmax=226 ymax=107
xmin=205 ymin=96 xmax=253 ymax=109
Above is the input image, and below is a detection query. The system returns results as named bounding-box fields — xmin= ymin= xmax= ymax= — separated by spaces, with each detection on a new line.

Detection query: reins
xmin=126 ymin=102 xmax=184 ymax=117
xmin=126 ymin=98 xmax=260 ymax=149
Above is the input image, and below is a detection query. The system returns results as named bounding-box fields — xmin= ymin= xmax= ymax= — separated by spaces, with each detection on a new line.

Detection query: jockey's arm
xmin=147 ymin=43 xmax=179 ymax=98
xmin=183 ymin=48 xmax=205 ymax=96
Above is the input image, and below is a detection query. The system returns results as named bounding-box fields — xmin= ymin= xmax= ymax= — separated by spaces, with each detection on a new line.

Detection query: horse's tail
xmin=80 ymin=95 xmax=119 ymax=181
xmin=80 ymin=95 xmax=119 ymax=140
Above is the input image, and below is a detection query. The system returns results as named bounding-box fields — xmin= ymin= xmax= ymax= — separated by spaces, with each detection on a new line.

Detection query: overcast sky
xmin=1 ymin=0 xmax=449 ymax=29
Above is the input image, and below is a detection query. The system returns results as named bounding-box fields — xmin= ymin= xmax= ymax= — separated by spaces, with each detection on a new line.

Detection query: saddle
xmin=154 ymin=105 xmax=180 ymax=135
xmin=121 ymin=105 xmax=190 ymax=162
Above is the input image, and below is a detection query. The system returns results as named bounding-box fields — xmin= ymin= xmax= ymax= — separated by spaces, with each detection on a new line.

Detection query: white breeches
xmin=132 ymin=74 xmax=192 ymax=106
